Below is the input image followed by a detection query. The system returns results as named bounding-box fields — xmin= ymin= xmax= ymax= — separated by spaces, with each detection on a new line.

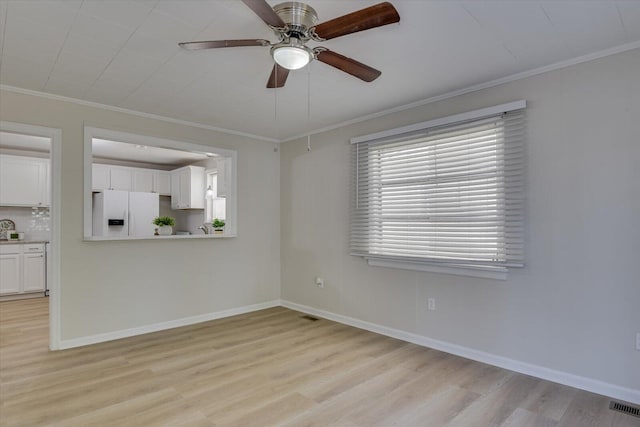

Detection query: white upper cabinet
xmin=170 ymin=165 xmax=205 ymax=209
xmin=153 ymin=171 xmax=171 ymax=196
xmin=109 ymin=167 xmax=133 ymax=191
xmin=93 ymin=164 xmax=170 ymax=195
xmin=92 ymin=164 xmax=110 ymax=191
xmin=132 ymin=169 xmax=154 ymax=192
xmin=92 ymin=164 xmax=132 ymax=191
xmin=0 ymin=155 xmax=50 ymax=207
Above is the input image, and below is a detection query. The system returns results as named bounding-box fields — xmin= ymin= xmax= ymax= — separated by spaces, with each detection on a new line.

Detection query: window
xmin=351 ymin=102 xmax=525 ymax=277
xmin=205 ymin=169 xmax=226 ymax=223
xmin=83 ymin=126 xmax=237 ymax=240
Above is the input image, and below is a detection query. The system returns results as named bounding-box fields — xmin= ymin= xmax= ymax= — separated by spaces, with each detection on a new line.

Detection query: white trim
xmin=350 ymin=100 xmax=526 ymax=144
xmin=59 ymin=300 xmax=280 ymax=350
xmin=83 ymin=234 xmax=236 ymax=241
xmin=0 ymin=85 xmax=278 ymax=143
xmin=0 ymin=84 xmax=279 ymax=142
xmin=366 ymin=258 xmax=507 ymax=281
xmin=83 ymin=126 xmax=239 ymax=238
xmin=282 ymin=41 xmax=640 ymax=143
xmin=0 ymin=121 xmax=62 ymax=350
xmin=280 ymin=300 xmax=640 ymax=405
xmin=3 ymin=43 xmax=639 ymax=145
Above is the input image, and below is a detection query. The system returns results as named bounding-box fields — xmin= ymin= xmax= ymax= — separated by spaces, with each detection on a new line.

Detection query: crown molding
xmin=2 ymin=40 xmax=639 ymax=144
xmin=281 ymin=40 xmax=640 ymax=143
xmin=0 ymin=84 xmax=279 ymax=143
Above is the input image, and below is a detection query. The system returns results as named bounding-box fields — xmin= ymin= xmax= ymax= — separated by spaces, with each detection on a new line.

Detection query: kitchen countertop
xmin=0 ymin=240 xmax=49 ymax=245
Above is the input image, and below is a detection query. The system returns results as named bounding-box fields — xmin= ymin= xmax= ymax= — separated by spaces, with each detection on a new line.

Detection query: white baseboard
xmin=58 ymin=300 xmax=281 ymax=350
xmin=280 ymin=300 xmax=640 ymax=405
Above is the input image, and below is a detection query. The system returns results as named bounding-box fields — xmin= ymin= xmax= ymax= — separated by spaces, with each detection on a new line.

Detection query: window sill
xmin=365 ymin=258 xmax=508 ymax=280
xmin=84 ymin=234 xmax=236 ymax=242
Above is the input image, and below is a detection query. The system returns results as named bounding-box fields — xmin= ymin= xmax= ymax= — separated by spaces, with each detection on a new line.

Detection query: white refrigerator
xmin=92 ymin=190 xmax=159 ymax=237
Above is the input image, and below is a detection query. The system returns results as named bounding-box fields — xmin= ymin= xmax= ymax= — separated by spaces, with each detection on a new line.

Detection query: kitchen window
xmin=350 ymin=101 xmax=526 ymax=279
xmin=83 ymin=127 xmax=237 ymax=241
xmin=205 ymin=169 xmax=226 ymax=224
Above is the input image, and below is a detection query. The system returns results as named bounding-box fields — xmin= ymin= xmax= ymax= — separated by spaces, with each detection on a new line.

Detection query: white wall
xmin=0 ymin=89 xmax=281 ymax=341
xmin=0 ymin=206 xmax=50 ymax=241
xmin=280 ymin=49 xmax=640 ymax=394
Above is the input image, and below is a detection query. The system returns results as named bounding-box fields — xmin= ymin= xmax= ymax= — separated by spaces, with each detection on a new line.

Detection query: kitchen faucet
xmin=198 ymin=224 xmax=209 ymax=234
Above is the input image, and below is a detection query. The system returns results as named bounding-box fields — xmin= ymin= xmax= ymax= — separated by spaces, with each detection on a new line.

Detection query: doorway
xmin=0 ymin=121 xmax=61 ymax=350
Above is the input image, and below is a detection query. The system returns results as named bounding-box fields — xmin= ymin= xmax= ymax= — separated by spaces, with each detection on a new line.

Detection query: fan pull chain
xmin=307 ymin=63 xmax=311 ymax=152
xmin=274 ymin=66 xmax=279 ymax=137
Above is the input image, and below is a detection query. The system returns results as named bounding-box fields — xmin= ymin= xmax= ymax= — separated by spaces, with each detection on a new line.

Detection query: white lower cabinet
xmin=23 ymin=252 xmax=46 ymax=292
xmin=0 ymin=243 xmax=46 ymax=295
xmin=0 ymin=253 xmax=21 ymax=294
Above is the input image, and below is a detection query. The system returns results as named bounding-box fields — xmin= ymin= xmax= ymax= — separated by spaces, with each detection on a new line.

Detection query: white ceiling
xmin=1 ymin=0 xmax=639 ymax=141
xmin=92 ymin=138 xmax=209 ymax=166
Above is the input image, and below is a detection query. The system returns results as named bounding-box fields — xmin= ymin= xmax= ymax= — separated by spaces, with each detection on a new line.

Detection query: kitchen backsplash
xmin=0 ymin=206 xmax=51 ymax=241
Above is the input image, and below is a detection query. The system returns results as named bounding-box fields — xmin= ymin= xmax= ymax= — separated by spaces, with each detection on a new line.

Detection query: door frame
xmin=0 ymin=121 xmax=62 ymax=350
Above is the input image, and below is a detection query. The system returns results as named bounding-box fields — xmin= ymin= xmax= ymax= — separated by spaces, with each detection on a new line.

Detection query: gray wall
xmin=280 ymin=49 xmax=640 ymax=391
xmin=0 ymin=89 xmax=281 ymax=341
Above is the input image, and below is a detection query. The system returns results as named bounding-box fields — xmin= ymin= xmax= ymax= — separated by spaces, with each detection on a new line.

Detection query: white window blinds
xmin=351 ymin=103 xmax=526 ymax=271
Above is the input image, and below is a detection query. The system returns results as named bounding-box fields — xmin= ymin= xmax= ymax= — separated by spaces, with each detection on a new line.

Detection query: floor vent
xmin=300 ymin=315 xmax=319 ymax=322
xmin=609 ymin=401 xmax=640 ymax=418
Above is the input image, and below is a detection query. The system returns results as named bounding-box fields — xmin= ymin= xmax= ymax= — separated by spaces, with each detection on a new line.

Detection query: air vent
xmin=300 ymin=315 xmax=319 ymax=322
xmin=609 ymin=401 xmax=640 ymax=418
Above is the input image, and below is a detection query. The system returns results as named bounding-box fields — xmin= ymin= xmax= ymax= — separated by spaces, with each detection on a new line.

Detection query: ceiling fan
xmin=178 ymin=0 xmax=400 ymax=88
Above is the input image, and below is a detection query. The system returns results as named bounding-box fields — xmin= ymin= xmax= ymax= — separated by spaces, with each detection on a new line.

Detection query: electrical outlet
xmin=315 ymin=277 xmax=324 ymax=288
xmin=427 ymin=298 xmax=436 ymax=311
xmin=636 ymin=332 xmax=640 ymax=351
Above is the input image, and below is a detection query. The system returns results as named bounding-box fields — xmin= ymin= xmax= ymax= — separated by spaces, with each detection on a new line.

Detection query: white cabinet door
xmin=153 ymin=171 xmax=171 ymax=196
xmin=0 ymin=254 xmax=21 ymax=294
xmin=92 ymin=164 xmax=110 ymax=191
xmin=169 ymin=166 xmax=205 ymax=209
xmin=170 ymin=170 xmax=181 ymax=209
xmin=179 ymin=169 xmax=190 ymax=208
xmin=23 ymin=252 xmax=45 ymax=292
xmin=0 ymin=155 xmax=48 ymax=206
xmin=132 ymin=170 xmax=154 ymax=192
xmin=110 ymin=167 xmax=132 ymax=191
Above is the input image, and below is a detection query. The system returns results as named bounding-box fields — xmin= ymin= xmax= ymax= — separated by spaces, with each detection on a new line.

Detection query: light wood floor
xmin=1 ymin=298 xmax=638 ymax=427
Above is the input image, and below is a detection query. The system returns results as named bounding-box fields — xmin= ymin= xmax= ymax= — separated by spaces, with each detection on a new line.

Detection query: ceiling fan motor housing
xmin=273 ymin=2 xmax=319 ymax=40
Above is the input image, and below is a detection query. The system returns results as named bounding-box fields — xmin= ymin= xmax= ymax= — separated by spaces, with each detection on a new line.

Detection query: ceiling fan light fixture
xmin=271 ymin=39 xmax=313 ymax=70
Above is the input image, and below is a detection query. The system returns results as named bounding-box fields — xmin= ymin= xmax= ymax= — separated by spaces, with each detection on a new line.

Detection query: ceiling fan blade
xmin=179 ymin=39 xmax=269 ymax=50
xmin=267 ymin=64 xmax=290 ymax=88
xmin=315 ymin=49 xmax=381 ymax=82
xmin=240 ymin=0 xmax=286 ymax=28
xmin=313 ymin=2 xmax=400 ymax=40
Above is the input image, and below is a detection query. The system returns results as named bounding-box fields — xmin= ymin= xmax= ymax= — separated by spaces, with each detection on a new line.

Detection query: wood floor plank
xmin=1 ymin=298 xmax=636 ymax=427
xmin=393 ymin=386 xmax=482 ymax=427
xmin=499 ymin=407 xmax=558 ymax=427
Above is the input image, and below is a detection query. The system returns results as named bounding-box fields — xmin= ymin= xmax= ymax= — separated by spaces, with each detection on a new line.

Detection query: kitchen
xmin=1 ymin=129 xmax=233 ymax=300
xmin=0 ymin=131 xmax=51 ymax=299
xmin=88 ymin=137 xmax=231 ymax=240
